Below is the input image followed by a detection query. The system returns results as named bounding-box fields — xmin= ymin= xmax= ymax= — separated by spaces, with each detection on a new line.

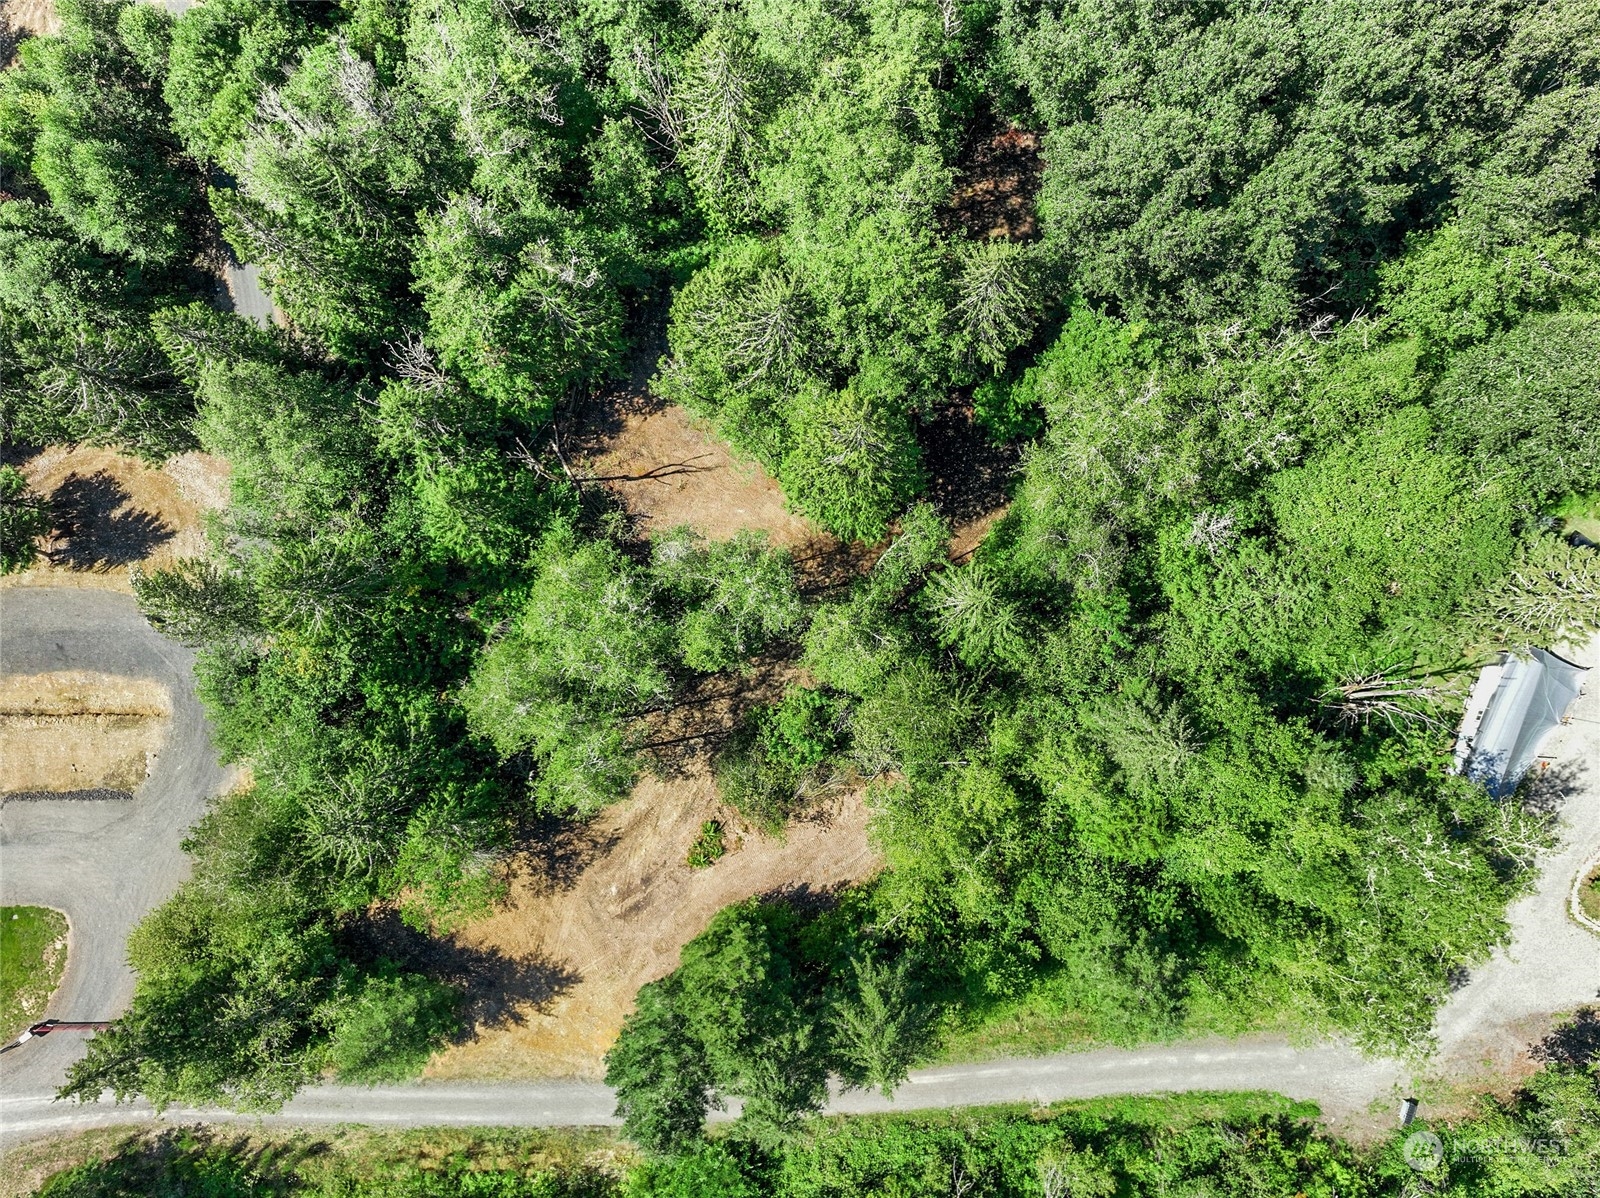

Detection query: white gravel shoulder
xmin=1432 ymin=635 xmax=1600 ymax=1069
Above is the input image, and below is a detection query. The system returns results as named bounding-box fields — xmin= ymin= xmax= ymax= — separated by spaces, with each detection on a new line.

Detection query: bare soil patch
xmin=421 ymin=769 xmax=880 ymax=1081
xmin=568 ymin=390 xmax=818 ymax=548
xmin=942 ymin=117 xmax=1044 ymax=242
xmin=4 ymin=0 xmax=58 ymax=55
xmin=568 ymin=385 xmax=1010 ymax=584
xmin=0 ymin=671 xmax=171 ymax=796
xmin=566 ymin=387 xmax=882 ymax=591
xmin=1 ymin=446 xmax=228 ymax=593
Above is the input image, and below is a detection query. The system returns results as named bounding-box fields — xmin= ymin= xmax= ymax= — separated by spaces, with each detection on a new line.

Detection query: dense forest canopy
xmin=1 ymin=0 xmax=1598 ymax=1156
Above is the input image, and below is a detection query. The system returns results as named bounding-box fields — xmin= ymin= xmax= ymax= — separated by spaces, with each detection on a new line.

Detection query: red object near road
xmin=26 ymin=1020 xmax=111 ymax=1035
xmin=1 ymin=1019 xmax=113 ymax=1052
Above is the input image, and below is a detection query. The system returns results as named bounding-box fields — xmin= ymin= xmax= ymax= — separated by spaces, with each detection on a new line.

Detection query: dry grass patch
xmin=0 ymin=671 xmax=171 ymax=796
xmin=1 ymin=445 xmax=229 ymax=593
xmin=423 ymin=766 xmax=879 ymax=1081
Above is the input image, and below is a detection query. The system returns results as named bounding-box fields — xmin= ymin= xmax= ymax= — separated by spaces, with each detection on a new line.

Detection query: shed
xmin=1453 ymin=648 xmax=1589 ymax=798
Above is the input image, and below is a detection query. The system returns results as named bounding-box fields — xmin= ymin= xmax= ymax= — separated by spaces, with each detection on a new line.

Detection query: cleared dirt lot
xmin=570 ymin=390 xmax=828 ymax=553
xmin=426 ymin=769 xmax=879 ymax=1081
xmin=1 ymin=446 xmax=229 ymax=594
xmin=5 ymin=0 xmax=59 ymax=42
xmin=0 ymin=671 xmax=171 ymax=796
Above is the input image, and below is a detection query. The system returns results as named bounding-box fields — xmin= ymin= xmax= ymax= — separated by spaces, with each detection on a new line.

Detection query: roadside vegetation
xmin=0 ymin=905 xmax=67 ymax=1041
xmin=14 ymin=1049 xmax=1600 ymax=1196
xmin=2 ymin=0 xmax=1598 ymax=1159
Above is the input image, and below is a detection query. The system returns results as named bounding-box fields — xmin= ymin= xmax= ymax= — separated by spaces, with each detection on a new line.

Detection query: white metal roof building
xmin=1452 ymin=648 xmax=1590 ymax=798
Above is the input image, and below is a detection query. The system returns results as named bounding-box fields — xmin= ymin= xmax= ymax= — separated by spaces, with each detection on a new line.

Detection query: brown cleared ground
xmin=1 ymin=446 xmax=229 ymax=594
xmin=0 ymin=672 xmax=171 ymax=795
xmin=424 ymin=771 xmax=879 ymax=1080
xmin=571 ymin=388 xmax=1012 ymax=585
xmin=568 ymin=386 xmax=885 ymax=592
xmin=570 ymin=390 xmax=819 ymax=548
xmin=5 ymin=0 xmax=58 ymax=41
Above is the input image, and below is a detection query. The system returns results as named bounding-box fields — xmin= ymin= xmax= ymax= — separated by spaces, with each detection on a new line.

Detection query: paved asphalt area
xmin=0 ymin=588 xmax=1593 ymax=1145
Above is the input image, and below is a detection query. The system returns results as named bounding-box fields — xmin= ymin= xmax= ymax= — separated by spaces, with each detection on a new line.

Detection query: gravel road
xmin=0 ymin=591 xmax=1593 ymax=1148
xmin=0 ymin=590 xmax=231 ymax=1101
xmin=223 ymin=261 xmax=275 ymax=327
xmin=1432 ymin=636 xmax=1600 ymax=1071
xmin=0 ymin=1040 xmax=1403 ymax=1144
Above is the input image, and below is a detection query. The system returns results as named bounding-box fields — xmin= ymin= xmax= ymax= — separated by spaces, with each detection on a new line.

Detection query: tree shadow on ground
xmin=26 ymin=1127 xmax=311 ymax=1196
xmin=0 ymin=14 xmax=27 ymax=75
xmin=47 ymin=470 xmax=174 ymax=570
xmin=559 ymin=324 xmax=670 ymax=468
xmin=506 ymin=811 xmax=624 ymax=898
xmin=1532 ymin=1005 xmax=1600 ymax=1066
xmin=639 ymin=654 xmax=799 ymax=778
xmin=939 ymin=110 xmax=1044 ymax=243
xmin=790 ymin=534 xmax=882 ymax=596
xmin=1517 ymin=757 xmax=1586 ymax=822
xmin=339 ymin=908 xmax=579 ymax=1038
xmin=917 ymin=403 xmax=1020 ymax=531
xmin=758 ymin=879 xmax=852 ymax=916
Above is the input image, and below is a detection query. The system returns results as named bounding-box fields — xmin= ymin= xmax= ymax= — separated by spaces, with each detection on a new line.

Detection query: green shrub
xmin=686 ymin=821 xmax=726 ymax=870
xmin=322 ymin=972 xmax=461 ymax=1085
xmin=714 ymin=689 xmax=845 ymax=834
xmin=760 ymin=688 xmax=844 ymax=771
xmin=621 ymin=1143 xmax=756 ymax=1198
xmin=779 ymin=385 xmax=925 ymax=543
xmin=713 ymin=728 xmax=798 ymax=837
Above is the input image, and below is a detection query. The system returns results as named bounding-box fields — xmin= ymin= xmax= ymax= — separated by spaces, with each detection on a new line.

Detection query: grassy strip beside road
xmin=0 ymin=1093 xmax=1314 ymax=1198
xmin=0 ymin=1124 xmax=626 ymax=1198
xmin=1 ymin=906 xmax=66 ymax=1041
